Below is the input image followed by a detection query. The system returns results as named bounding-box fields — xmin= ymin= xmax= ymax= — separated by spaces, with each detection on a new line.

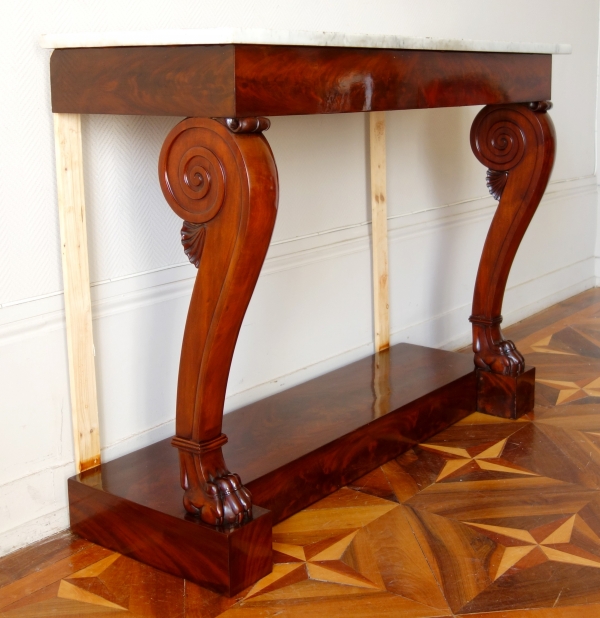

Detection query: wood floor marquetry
xmin=4 ymin=288 xmax=600 ymax=617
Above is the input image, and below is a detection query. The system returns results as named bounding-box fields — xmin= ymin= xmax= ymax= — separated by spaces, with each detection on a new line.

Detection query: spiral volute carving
xmin=159 ymin=119 xmax=239 ymax=224
xmin=471 ymin=107 xmax=528 ymax=173
xmin=159 ymin=117 xmax=272 ymax=224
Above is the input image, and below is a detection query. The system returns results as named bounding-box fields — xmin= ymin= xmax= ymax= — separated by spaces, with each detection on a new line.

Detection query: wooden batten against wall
xmin=53 ymin=113 xmax=101 ymax=473
xmin=369 ymin=111 xmax=390 ymax=352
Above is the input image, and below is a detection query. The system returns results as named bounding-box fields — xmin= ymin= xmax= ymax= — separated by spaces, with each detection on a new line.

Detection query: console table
xmin=41 ymin=28 xmax=570 ymax=595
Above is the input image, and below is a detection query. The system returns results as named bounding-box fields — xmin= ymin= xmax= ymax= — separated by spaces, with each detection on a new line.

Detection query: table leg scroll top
xmin=470 ymin=102 xmax=556 ymax=379
xmin=159 ymin=117 xmax=279 ymax=524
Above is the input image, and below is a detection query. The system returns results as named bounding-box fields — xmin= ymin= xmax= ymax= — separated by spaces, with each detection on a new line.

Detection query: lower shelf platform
xmin=69 ymin=342 xmax=476 ymax=595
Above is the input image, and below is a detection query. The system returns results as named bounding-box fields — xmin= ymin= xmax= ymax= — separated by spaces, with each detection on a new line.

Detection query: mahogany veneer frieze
xmin=234 ymin=46 xmax=551 ymax=116
xmin=50 ymin=44 xmax=551 ymax=116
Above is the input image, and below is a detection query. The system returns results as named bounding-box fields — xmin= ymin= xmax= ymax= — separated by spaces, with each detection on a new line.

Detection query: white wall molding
xmin=1 ymin=175 xmax=595 ymax=351
xmin=405 ymin=256 xmax=596 ymax=351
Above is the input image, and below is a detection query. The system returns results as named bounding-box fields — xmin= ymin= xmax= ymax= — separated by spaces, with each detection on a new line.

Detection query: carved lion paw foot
xmin=183 ymin=472 xmax=253 ymax=527
xmin=475 ymin=339 xmax=525 ymax=376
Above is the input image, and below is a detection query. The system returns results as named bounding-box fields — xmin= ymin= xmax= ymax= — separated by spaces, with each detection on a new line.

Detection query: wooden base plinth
xmin=68 ymin=343 xmax=477 ymax=594
xmin=69 ymin=479 xmax=272 ymax=596
xmin=476 ymin=366 xmax=535 ymax=419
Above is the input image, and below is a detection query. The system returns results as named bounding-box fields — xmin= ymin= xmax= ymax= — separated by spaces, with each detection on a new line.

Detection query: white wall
xmin=1 ymin=0 xmax=598 ymax=555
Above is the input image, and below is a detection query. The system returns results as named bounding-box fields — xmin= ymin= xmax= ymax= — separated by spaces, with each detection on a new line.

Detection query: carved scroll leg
xmin=159 ymin=116 xmax=278 ymax=525
xmin=470 ymin=101 xmax=556 ymax=418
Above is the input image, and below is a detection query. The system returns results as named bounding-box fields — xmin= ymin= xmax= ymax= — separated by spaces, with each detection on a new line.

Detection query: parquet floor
xmin=4 ymin=289 xmax=600 ymax=617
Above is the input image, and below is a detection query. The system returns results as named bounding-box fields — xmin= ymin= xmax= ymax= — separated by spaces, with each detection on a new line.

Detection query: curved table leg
xmin=159 ymin=117 xmax=278 ymax=525
xmin=470 ymin=102 xmax=556 ymax=417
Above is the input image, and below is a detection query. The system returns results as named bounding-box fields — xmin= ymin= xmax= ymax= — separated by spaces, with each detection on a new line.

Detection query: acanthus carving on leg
xmin=159 ymin=117 xmax=278 ymax=525
xmin=181 ymin=221 xmax=206 ymax=268
xmin=470 ymin=102 xmax=556 ymax=376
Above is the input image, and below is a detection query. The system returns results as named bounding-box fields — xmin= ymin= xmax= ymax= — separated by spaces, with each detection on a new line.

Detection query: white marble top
xmin=40 ymin=28 xmax=571 ymax=55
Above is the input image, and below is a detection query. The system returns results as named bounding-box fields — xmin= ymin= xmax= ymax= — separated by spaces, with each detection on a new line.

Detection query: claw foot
xmin=173 ymin=435 xmax=253 ymax=527
xmin=471 ymin=319 xmax=525 ymax=377
xmin=183 ymin=471 xmax=253 ymax=526
xmin=474 ymin=339 xmax=525 ymax=375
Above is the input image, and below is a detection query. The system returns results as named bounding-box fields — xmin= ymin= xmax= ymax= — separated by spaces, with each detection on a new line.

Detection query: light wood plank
xmin=53 ymin=113 xmax=101 ymax=473
xmin=369 ymin=112 xmax=390 ymax=352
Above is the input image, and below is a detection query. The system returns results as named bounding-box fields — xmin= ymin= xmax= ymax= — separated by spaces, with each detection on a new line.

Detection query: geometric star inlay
xmin=537 ymin=377 xmax=600 ymax=404
xmin=465 ymin=515 xmax=600 ymax=580
xmin=421 ymin=438 xmax=538 ymax=481
xmin=247 ymin=528 xmax=384 ymax=599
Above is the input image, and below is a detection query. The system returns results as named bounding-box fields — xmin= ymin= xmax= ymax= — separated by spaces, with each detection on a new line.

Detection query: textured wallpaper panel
xmin=82 ymin=115 xmax=184 ymax=284
xmin=0 ymin=3 xmax=60 ymax=306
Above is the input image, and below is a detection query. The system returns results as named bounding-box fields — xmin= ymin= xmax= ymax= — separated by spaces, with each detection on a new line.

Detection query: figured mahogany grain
xmin=50 ymin=46 xmax=236 ymax=116
xmin=50 ymin=45 xmax=551 ymax=116
xmin=477 ymin=366 xmax=536 ymax=419
xmin=69 ymin=479 xmax=272 ymax=596
xmin=73 ymin=344 xmax=474 ymax=517
xmin=235 ymin=344 xmax=476 ymax=521
xmin=235 ymin=46 xmax=551 ymax=116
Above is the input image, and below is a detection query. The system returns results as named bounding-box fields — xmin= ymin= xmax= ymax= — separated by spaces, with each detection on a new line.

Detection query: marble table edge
xmin=39 ymin=27 xmax=572 ymax=54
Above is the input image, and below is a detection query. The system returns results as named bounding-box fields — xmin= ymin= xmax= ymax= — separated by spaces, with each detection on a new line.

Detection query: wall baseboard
xmin=0 ymin=508 xmax=69 ymax=558
xmin=594 ymin=256 xmax=600 ymax=286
